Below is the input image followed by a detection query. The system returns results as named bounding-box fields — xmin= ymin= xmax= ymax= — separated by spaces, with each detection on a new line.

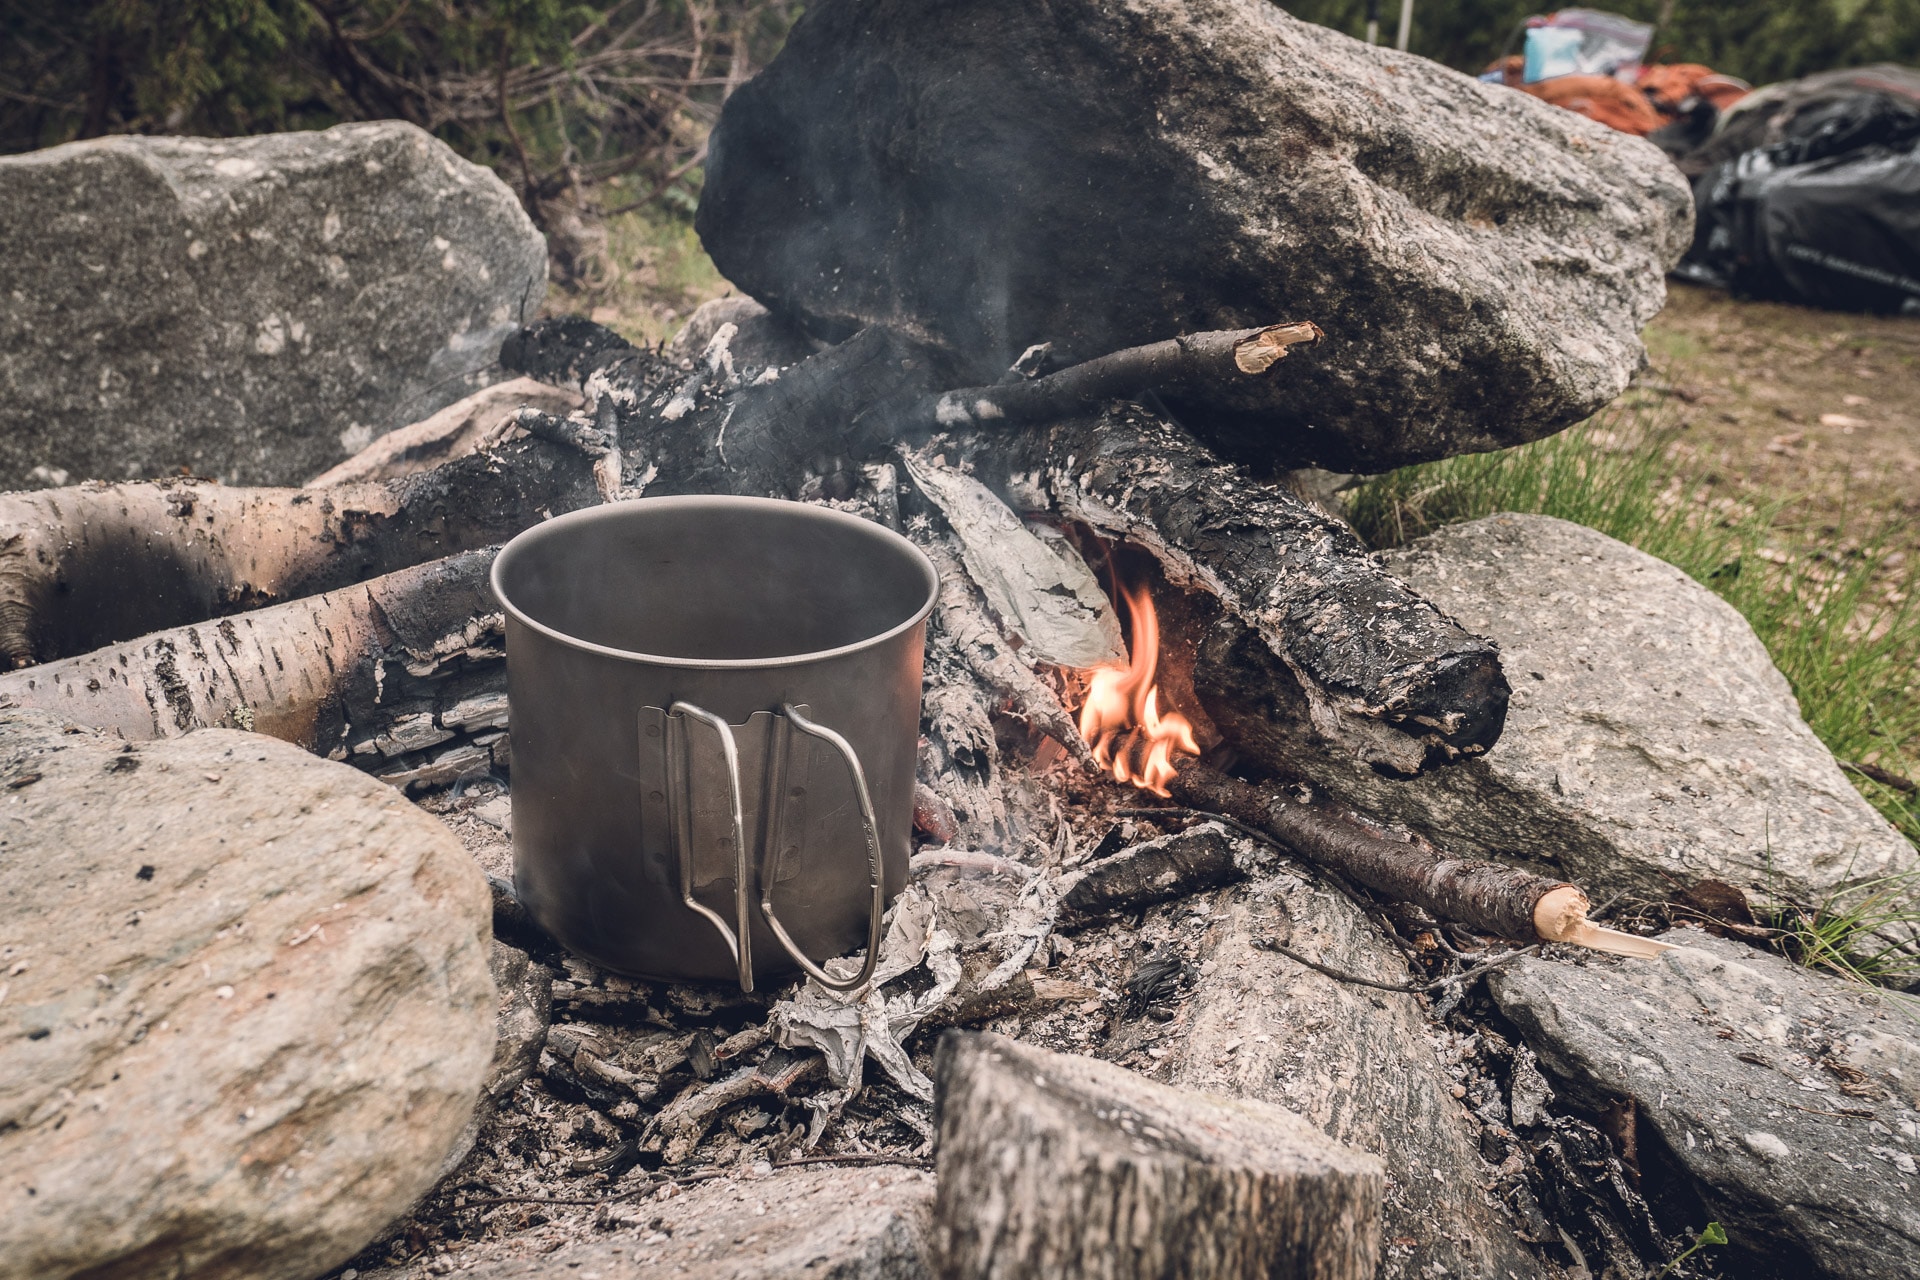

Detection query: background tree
xmin=0 ymin=0 xmax=796 ymax=219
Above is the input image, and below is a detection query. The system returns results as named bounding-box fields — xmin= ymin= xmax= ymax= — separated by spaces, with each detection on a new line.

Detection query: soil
xmin=1643 ymin=283 xmax=1920 ymax=549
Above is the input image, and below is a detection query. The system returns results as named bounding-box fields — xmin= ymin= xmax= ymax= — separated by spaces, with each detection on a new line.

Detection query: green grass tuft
xmin=1772 ymin=870 xmax=1920 ymax=988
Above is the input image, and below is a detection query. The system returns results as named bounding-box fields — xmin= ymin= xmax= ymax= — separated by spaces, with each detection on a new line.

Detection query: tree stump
xmin=931 ymin=1031 xmax=1382 ymax=1280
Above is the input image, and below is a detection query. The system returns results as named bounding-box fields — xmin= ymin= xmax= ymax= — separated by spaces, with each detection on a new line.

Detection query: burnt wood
xmin=501 ymin=316 xmax=1510 ymax=774
xmin=957 ymin=404 xmax=1510 ymax=773
xmin=1168 ymin=762 xmax=1575 ymax=941
xmin=1057 ymin=823 xmax=1257 ymax=927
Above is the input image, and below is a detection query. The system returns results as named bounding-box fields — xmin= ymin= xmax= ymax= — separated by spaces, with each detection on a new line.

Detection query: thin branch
xmin=1253 ymin=939 xmax=1538 ymax=994
xmin=601 ymin=140 xmax=709 ymax=215
xmin=885 ymin=323 xmax=1324 ymax=438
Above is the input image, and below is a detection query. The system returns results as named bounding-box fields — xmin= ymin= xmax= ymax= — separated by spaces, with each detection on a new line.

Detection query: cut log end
xmin=932 ymin=1030 xmax=1383 ymax=1280
xmin=1232 ymin=321 xmax=1324 ymax=374
xmin=1531 ymin=885 xmax=1591 ymax=943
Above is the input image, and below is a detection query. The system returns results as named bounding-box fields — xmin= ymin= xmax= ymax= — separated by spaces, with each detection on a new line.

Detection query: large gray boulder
xmin=695 ymin=0 xmax=1692 ymax=471
xmin=0 ymin=122 xmax=546 ymax=489
xmin=0 ymin=709 xmax=495 ymax=1280
xmin=1219 ymin=514 xmax=1918 ymax=920
xmin=1490 ymin=934 xmax=1920 ymax=1280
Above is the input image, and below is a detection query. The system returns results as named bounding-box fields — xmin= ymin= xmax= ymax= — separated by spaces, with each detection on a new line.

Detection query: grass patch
xmin=1773 ymin=870 xmax=1920 ymax=987
xmin=1346 ymin=396 xmax=1920 ymax=855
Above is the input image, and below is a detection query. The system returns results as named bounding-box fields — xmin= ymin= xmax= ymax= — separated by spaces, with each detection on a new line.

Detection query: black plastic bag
xmin=1677 ymin=69 xmax=1920 ymax=314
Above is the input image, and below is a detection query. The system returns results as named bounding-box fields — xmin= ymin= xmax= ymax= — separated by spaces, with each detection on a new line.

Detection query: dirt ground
xmin=1642 ymin=283 xmax=1920 ymax=548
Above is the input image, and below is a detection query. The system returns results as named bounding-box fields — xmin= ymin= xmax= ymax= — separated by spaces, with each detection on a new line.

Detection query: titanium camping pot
xmin=491 ymin=496 xmax=938 ymax=990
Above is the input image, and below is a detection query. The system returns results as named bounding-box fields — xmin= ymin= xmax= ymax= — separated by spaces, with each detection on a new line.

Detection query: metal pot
xmin=491 ymin=496 xmax=938 ymax=990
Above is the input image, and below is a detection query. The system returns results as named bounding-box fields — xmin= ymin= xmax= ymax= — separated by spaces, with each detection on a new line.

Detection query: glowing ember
xmin=1077 ymin=579 xmax=1199 ymax=796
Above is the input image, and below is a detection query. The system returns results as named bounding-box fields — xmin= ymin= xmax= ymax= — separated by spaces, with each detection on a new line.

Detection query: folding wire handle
xmin=666 ymin=701 xmax=756 ymax=992
xmin=664 ymin=701 xmax=885 ymax=995
xmin=760 ymin=704 xmax=885 ymax=994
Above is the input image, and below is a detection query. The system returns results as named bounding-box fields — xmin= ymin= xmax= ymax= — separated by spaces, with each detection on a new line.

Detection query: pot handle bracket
xmin=663 ymin=701 xmax=885 ymax=996
xmin=665 ymin=701 xmax=756 ymax=991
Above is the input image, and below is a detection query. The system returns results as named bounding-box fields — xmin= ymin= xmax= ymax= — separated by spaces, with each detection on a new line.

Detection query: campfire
xmin=13 ymin=2 xmax=1900 ymax=1279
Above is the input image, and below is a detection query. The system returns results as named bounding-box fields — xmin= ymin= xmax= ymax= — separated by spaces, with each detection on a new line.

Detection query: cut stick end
xmin=1565 ymin=922 xmax=1680 ymax=960
xmin=1233 ymin=321 xmax=1324 ymax=374
xmin=1532 ymin=885 xmax=1590 ymax=942
xmin=1533 ymin=885 xmax=1678 ymax=959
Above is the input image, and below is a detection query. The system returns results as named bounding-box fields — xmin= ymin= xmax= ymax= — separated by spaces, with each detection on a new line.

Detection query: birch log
xmin=0 ymin=435 xmax=598 ymax=668
xmin=0 ymin=550 xmax=502 ymax=771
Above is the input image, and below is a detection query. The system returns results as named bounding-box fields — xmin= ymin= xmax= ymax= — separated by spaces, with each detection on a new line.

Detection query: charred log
xmin=504 ymin=314 xmax=956 ymax=501
xmin=1057 ymin=822 xmax=1261 ymax=927
xmin=955 ymin=404 xmax=1510 ymax=773
xmin=920 ymin=535 xmax=1098 ymax=771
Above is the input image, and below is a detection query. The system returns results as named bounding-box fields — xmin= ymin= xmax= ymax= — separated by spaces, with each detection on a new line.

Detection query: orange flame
xmin=1077 ymin=580 xmax=1199 ymax=797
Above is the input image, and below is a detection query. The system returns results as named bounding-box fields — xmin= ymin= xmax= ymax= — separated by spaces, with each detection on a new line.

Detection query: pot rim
xmin=490 ymin=494 xmax=940 ymax=670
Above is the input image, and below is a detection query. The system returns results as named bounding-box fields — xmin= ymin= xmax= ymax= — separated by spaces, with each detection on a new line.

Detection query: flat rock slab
xmin=1158 ymin=861 xmax=1543 ymax=1279
xmin=697 ymin=0 xmax=1691 ymax=471
xmin=0 ymin=709 xmax=495 ymax=1280
xmin=0 ymin=121 xmax=546 ymax=488
xmin=1240 ymin=513 xmax=1916 ymax=919
xmin=1489 ymin=933 xmax=1920 ymax=1279
xmin=466 ymin=1165 xmax=934 ymax=1279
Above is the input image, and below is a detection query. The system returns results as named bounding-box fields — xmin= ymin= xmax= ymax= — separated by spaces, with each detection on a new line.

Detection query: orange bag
xmin=1521 ymin=74 xmax=1666 ymax=135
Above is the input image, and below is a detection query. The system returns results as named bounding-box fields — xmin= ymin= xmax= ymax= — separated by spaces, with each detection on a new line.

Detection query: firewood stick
xmin=890 ymin=321 xmax=1323 ymax=435
xmin=0 ymin=434 xmax=600 ymax=669
xmin=1167 ymin=762 xmax=1673 ymax=957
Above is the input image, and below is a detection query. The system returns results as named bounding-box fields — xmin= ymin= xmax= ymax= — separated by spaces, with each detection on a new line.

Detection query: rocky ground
xmin=301 ymin=509 xmax=1918 ymax=1280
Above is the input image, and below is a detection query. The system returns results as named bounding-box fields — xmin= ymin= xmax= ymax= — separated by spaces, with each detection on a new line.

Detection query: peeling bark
xmin=0 ymin=550 xmax=509 ymax=787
